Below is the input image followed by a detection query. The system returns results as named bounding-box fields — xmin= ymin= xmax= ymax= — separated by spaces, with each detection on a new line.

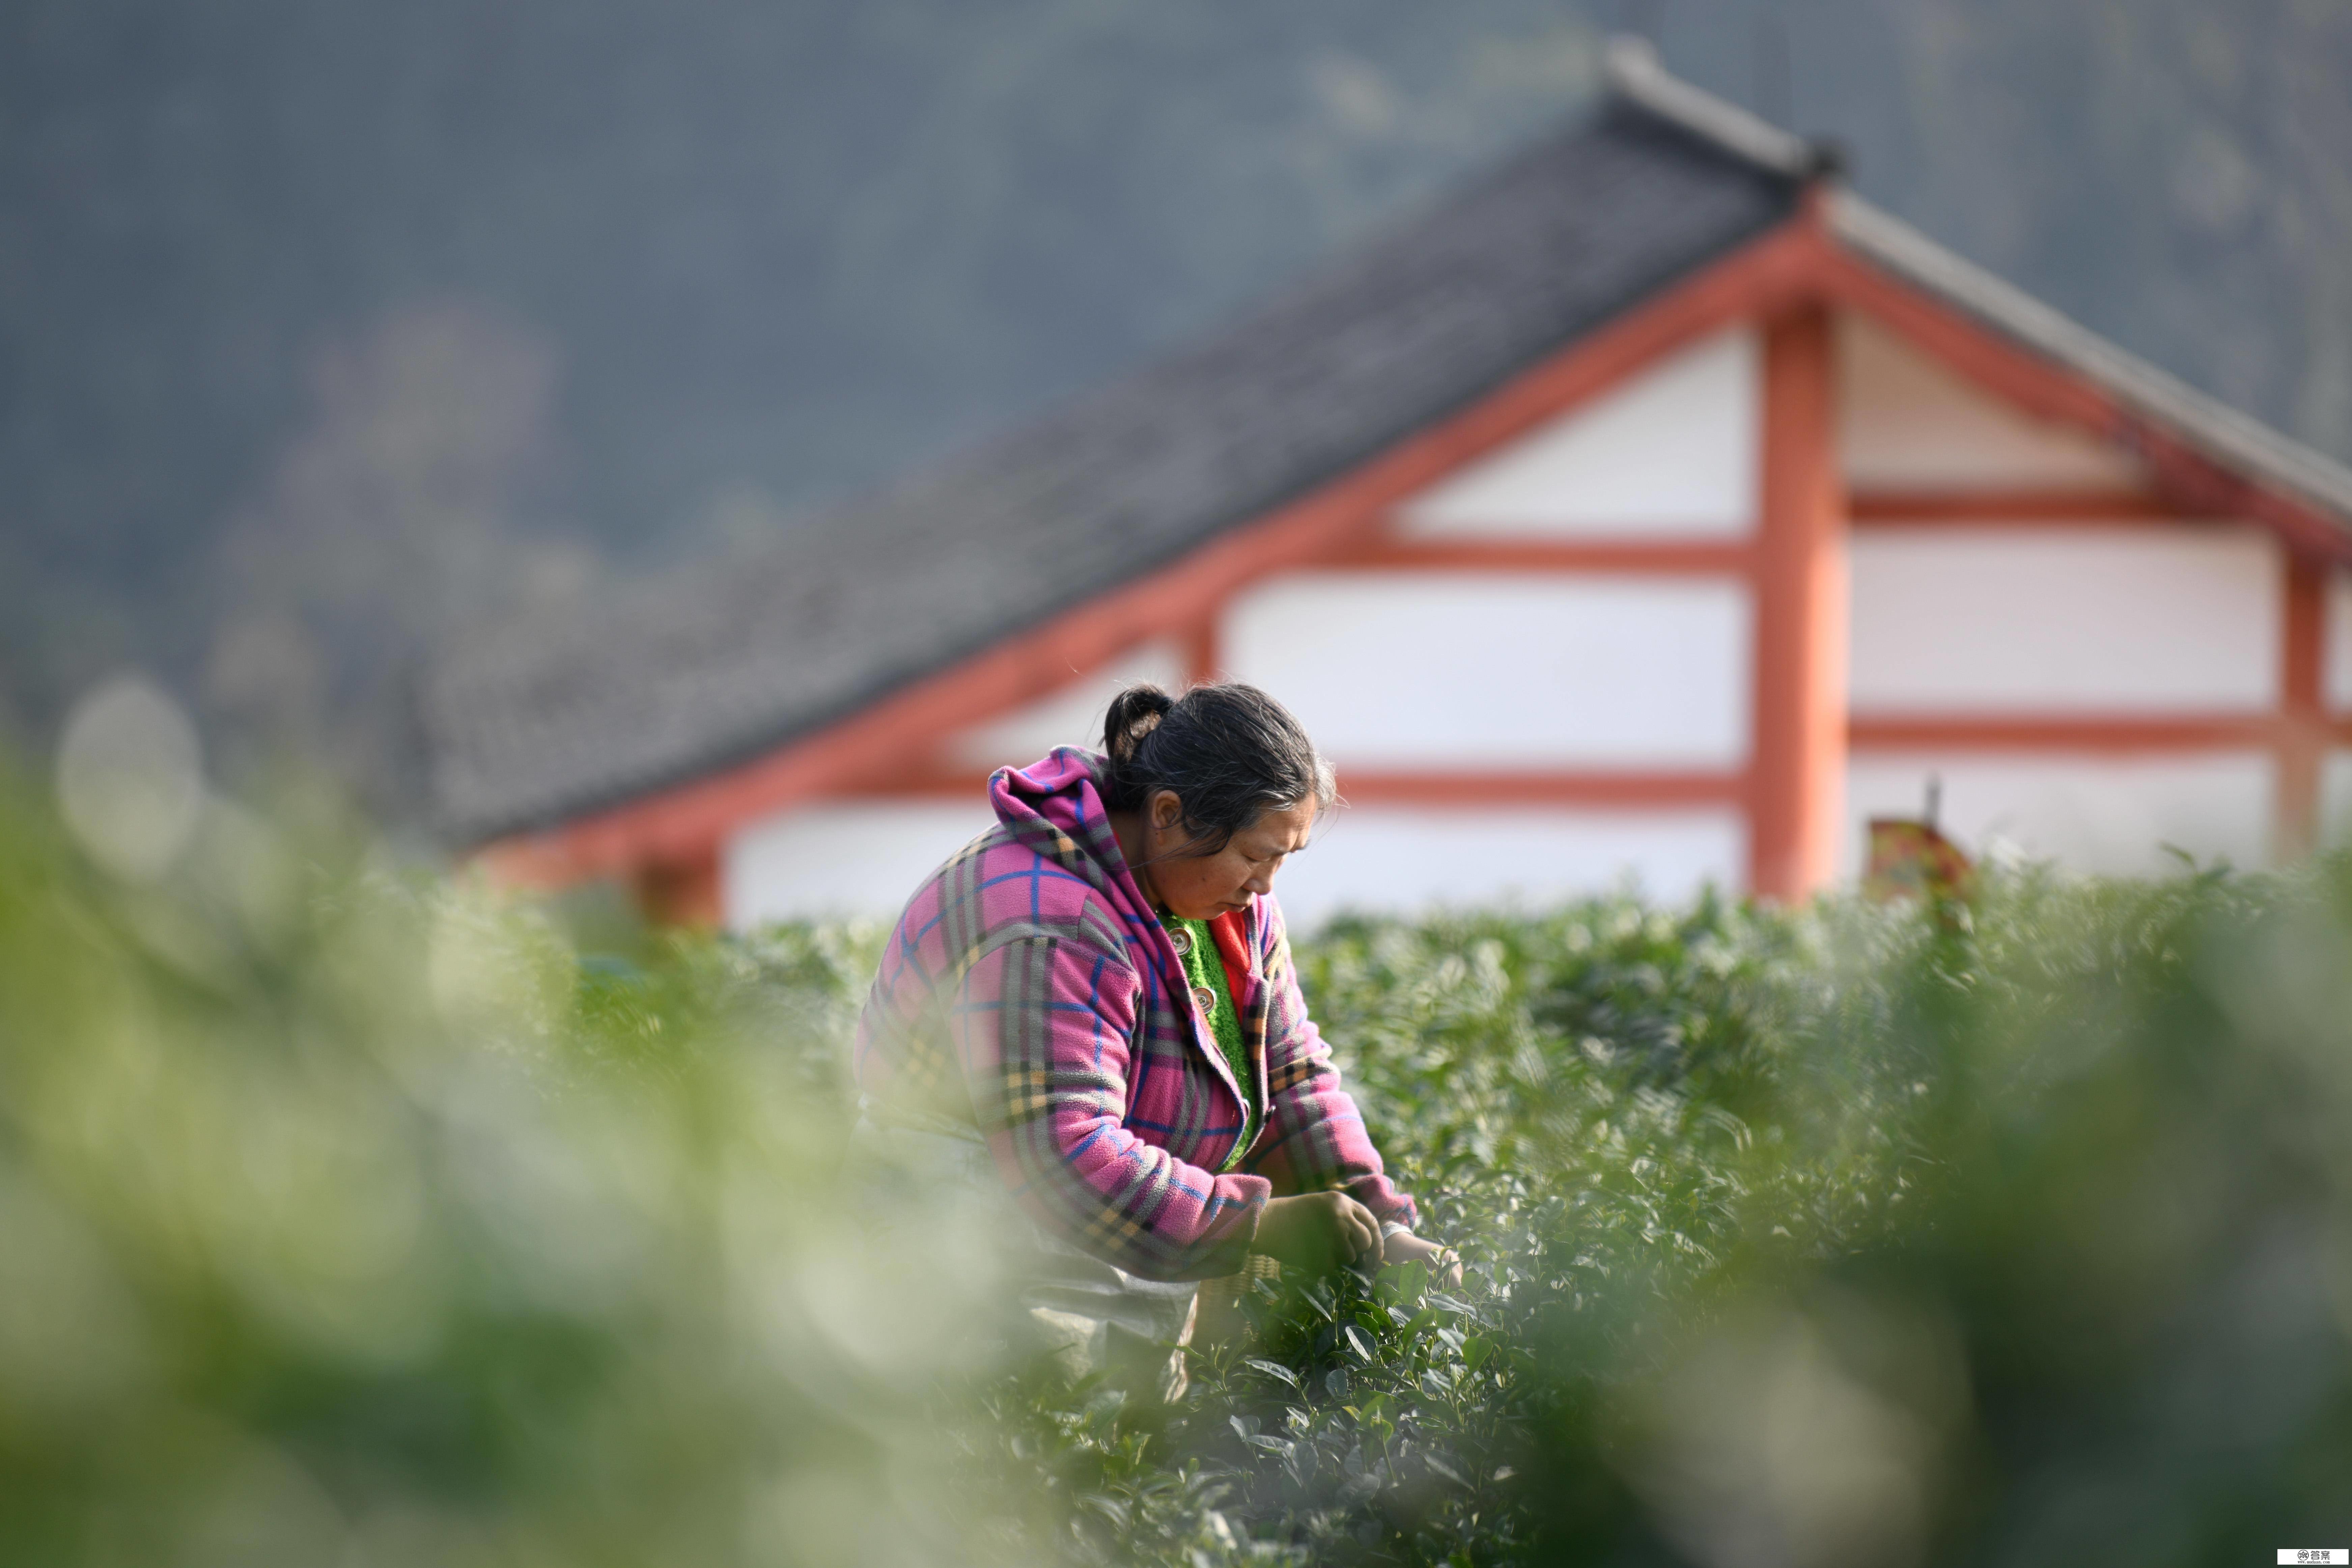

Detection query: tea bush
xmin=1084 ymin=873 xmax=2352 ymax=1565
xmin=4 ymin=770 xmax=2350 ymax=1566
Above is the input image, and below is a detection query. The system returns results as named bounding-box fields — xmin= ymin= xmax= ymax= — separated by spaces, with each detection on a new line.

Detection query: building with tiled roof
xmin=422 ymin=41 xmax=2352 ymax=926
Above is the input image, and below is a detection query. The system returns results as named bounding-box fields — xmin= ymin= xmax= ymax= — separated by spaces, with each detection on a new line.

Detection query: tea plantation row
xmin=1 ymin=783 xmax=2347 ymax=1564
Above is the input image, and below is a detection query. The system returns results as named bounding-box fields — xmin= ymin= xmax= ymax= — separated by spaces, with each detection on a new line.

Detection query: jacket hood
xmin=988 ymin=747 xmax=1126 ymax=894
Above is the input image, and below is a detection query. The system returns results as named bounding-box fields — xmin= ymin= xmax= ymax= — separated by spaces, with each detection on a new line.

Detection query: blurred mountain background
xmin=4 ymin=0 xmax=2349 ymax=824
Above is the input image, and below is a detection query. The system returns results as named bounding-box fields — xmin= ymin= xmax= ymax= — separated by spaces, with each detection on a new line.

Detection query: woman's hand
xmin=1255 ymin=1192 xmax=1382 ymax=1275
xmin=1377 ymin=1229 xmax=1464 ymax=1288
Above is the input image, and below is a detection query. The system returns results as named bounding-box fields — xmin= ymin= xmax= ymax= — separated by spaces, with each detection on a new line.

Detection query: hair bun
xmin=1094 ymin=679 xmax=1335 ymax=852
xmin=1101 ymin=684 xmax=1175 ymax=763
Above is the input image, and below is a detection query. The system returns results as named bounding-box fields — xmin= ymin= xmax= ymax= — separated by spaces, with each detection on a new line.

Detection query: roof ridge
xmin=1602 ymin=35 xmax=1825 ymax=180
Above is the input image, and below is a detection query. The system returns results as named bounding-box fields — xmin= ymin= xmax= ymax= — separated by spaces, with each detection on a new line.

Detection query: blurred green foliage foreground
xmin=5 ymin=773 xmax=2351 ymax=1567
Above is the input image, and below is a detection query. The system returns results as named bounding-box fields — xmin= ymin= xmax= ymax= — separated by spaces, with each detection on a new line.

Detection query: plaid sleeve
xmin=957 ymin=931 xmax=1269 ymax=1282
xmin=1241 ymin=894 xmax=1419 ymax=1231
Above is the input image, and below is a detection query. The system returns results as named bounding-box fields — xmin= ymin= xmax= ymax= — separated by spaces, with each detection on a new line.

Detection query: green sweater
xmin=1166 ymin=915 xmax=1256 ymax=1169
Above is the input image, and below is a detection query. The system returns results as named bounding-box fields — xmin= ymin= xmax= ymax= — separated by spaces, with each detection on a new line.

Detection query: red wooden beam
xmin=1331 ymin=771 xmax=1745 ymax=809
xmin=803 ymin=768 xmax=1748 ymax=810
xmin=1849 ymin=488 xmax=2187 ymax=524
xmin=2277 ymin=552 xmax=2329 ymax=857
xmin=1848 ymin=713 xmax=2278 ymax=753
xmin=1748 ymin=304 xmax=1847 ymax=902
xmin=1181 ymin=615 xmax=1222 ymax=686
xmin=1337 ymin=538 xmax=1756 ymax=574
xmin=633 ymin=847 xmax=722 ymax=928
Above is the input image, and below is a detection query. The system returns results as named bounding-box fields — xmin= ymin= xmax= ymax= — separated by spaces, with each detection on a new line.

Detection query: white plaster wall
xmin=1840 ymin=316 xmax=2146 ymax=491
xmin=725 ymin=800 xmax=998 ymax=928
xmin=1396 ymin=328 xmax=1757 ymax=538
xmin=1271 ymin=808 xmax=1745 ymax=928
xmin=2322 ymin=752 xmax=2352 ymax=847
xmin=1843 ymin=754 xmax=2274 ymax=878
xmin=1849 ymin=528 xmax=2280 ymax=712
xmin=945 ymin=640 xmax=1189 ymax=772
xmin=1223 ymin=573 xmax=1751 ymax=766
xmin=2326 ymin=570 xmax=2352 ymax=711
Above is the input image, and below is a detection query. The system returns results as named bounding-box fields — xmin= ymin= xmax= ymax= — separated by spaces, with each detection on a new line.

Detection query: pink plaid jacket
xmin=854 ymin=748 xmax=1416 ymax=1281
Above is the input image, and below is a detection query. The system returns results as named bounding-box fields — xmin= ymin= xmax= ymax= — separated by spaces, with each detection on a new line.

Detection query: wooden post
xmin=1748 ymin=305 xmax=1849 ymax=902
xmin=636 ymin=845 xmax=723 ymax=928
xmin=2276 ymin=551 xmax=2327 ymax=861
xmin=1182 ymin=614 xmax=1222 ymax=687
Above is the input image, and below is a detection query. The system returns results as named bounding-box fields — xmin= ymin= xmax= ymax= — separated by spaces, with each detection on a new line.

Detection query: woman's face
xmin=1139 ymin=791 xmax=1318 ymax=922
